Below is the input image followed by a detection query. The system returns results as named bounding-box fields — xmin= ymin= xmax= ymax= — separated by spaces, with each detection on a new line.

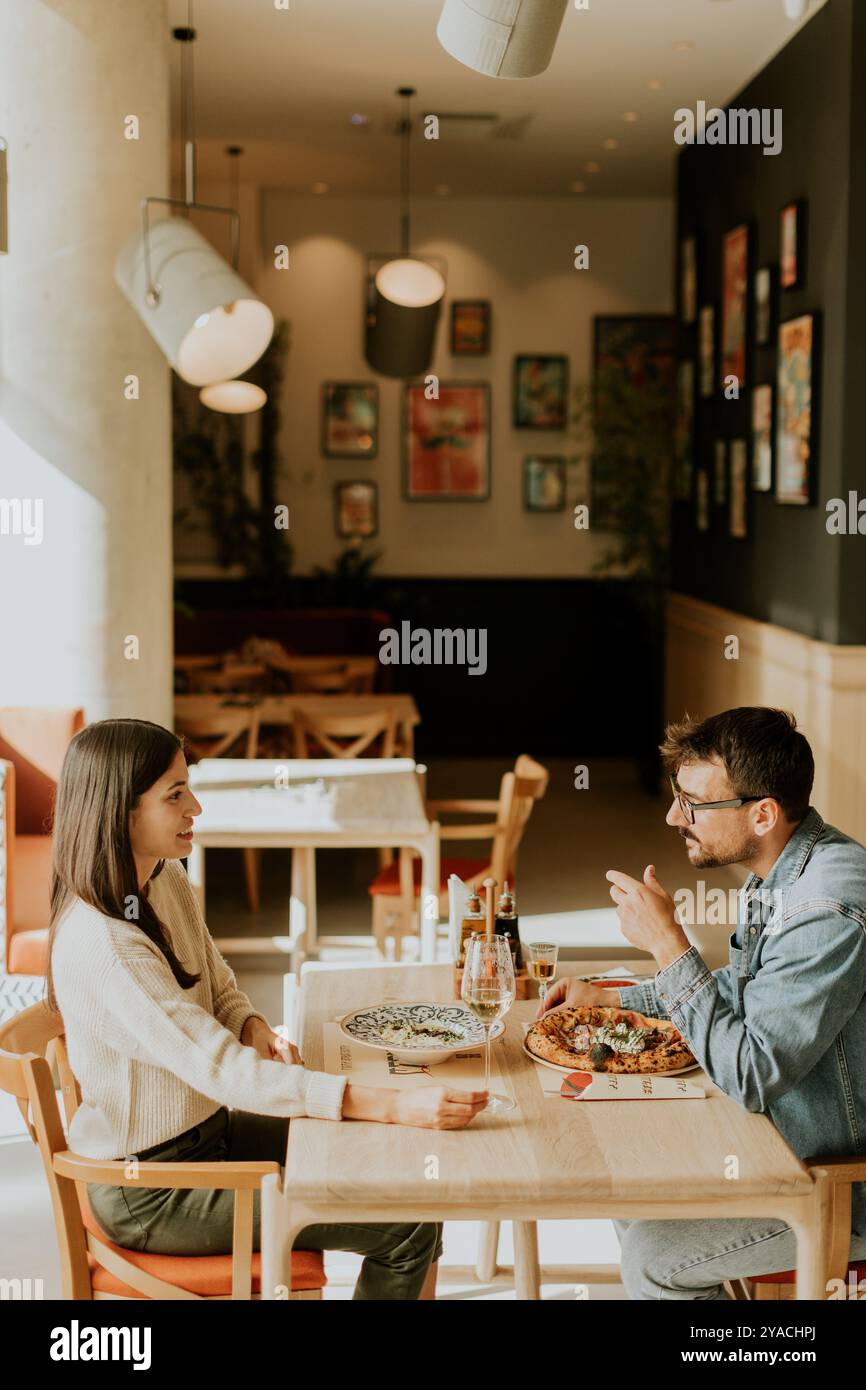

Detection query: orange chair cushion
xmin=750 ymin=1258 xmax=866 ymax=1285
xmin=12 ymin=834 xmax=53 ymax=933
xmin=81 ymin=1197 xmax=325 ymax=1297
xmin=7 ymin=928 xmax=49 ymax=976
xmin=369 ymin=856 xmax=495 ymax=897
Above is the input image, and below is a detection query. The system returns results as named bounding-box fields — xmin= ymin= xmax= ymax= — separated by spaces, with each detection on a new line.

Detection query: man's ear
xmin=754 ymin=797 xmax=781 ymax=837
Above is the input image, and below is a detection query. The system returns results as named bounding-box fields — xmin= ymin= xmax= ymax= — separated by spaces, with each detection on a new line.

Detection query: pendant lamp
xmin=114 ymin=20 xmax=273 ymax=387
xmin=364 ymin=87 xmax=445 ymax=379
xmin=437 ymin=0 xmax=569 ymax=79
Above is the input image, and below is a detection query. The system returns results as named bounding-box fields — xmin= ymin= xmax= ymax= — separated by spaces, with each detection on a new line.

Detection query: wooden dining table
xmin=260 ymin=958 xmax=826 ymax=1301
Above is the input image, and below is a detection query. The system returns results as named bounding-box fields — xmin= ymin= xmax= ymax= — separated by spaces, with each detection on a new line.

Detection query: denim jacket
xmin=619 ymin=808 xmax=866 ymax=1236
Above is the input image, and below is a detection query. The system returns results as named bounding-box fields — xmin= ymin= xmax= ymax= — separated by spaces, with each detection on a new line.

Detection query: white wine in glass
xmin=461 ymin=934 xmax=516 ymax=1115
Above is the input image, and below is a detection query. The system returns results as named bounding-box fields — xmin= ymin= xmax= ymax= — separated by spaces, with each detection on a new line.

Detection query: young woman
xmin=47 ymin=718 xmax=487 ymax=1300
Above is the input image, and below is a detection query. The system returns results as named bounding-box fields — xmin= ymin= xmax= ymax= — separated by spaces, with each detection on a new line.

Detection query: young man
xmin=539 ymin=706 xmax=866 ymax=1299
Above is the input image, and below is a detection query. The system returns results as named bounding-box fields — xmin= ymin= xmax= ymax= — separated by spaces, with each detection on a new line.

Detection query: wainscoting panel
xmin=666 ymin=594 xmax=866 ymax=845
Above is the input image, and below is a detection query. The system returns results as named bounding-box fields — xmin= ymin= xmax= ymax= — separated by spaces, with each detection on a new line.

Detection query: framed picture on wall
xmin=780 ymin=200 xmax=807 ymax=291
xmin=775 ymin=313 xmax=817 ymax=505
xmin=696 ymin=470 xmax=710 ymax=532
xmin=320 ymin=382 xmax=378 ymax=459
xmin=713 ymin=439 xmax=727 ymax=505
xmin=403 ymin=381 xmax=491 ymax=501
xmin=674 ymin=360 xmax=695 ymax=499
xmin=751 ymin=385 xmax=774 ymax=492
xmin=450 ymin=300 xmax=491 ymax=355
xmin=754 ymin=266 xmax=776 ymax=347
xmin=513 ymin=354 xmax=569 ymax=429
xmin=523 ymin=456 xmax=566 ymax=512
xmin=729 ymin=440 xmax=748 ymax=538
xmin=698 ymin=305 xmax=715 ymax=398
xmin=721 ymin=223 xmax=750 ymax=389
xmin=334 ymin=480 xmax=378 ymax=538
xmin=679 ymin=235 xmax=698 ymax=325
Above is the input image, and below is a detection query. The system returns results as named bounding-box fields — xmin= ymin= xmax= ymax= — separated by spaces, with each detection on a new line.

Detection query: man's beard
xmin=678 ymin=827 xmax=761 ymax=870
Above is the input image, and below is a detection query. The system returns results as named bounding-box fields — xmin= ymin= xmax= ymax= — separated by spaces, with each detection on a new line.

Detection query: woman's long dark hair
xmin=46 ymin=718 xmax=201 ymax=1010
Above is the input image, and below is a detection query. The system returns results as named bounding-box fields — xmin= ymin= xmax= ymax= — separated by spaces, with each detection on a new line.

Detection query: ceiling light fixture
xmin=198 ymin=146 xmax=269 ymax=415
xmin=584 ymin=161 xmax=601 ymax=174
xmin=364 ymin=87 xmax=446 ymax=378
xmin=114 ymin=14 xmax=273 ymax=387
xmin=622 ymin=111 xmax=639 ymax=122
xmin=436 ymin=0 xmax=569 ymax=79
xmin=603 ymin=138 xmax=619 ymax=150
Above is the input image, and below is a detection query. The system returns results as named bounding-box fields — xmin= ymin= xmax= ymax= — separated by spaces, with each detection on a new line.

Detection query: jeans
xmin=87 ymin=1107 xmax=443 ymax=1301
xmin=613 ymin=1216 xmax=866 ymax=1300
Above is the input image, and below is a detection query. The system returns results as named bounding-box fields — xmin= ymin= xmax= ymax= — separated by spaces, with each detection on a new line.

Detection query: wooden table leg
xmin=514 ymin=1221 xmax=541 ymax=1300
xmin=476 ymin=1221 xmax=500 ymax=1282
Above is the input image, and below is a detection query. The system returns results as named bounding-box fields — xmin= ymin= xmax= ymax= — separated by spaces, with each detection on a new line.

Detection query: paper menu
xmin=322 ymin=1022 xmax=517 ymax=1103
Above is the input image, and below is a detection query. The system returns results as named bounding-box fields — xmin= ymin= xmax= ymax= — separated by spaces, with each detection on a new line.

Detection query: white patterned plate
xmin=340 ymin=1001 xmax=506 ymax=1066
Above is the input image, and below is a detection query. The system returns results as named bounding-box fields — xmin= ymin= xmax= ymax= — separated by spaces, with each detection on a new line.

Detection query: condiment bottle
xmin=495 ymin=883 xmax=521 ymax=970
xmin=458 ymin=892 xmax=485 ymax=965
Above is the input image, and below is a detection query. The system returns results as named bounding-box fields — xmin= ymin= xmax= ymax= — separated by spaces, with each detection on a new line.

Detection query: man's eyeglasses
xmin=668 ymin=774 xmax=771 ymax=826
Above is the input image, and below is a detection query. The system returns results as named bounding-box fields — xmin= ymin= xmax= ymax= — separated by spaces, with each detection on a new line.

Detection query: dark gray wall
xmin=671 ymin=0 xmax=863 ymax=644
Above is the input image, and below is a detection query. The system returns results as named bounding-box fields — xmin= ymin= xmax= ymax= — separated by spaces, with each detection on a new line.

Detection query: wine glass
xmin=526 ymin=941 xmax=559 ymax=1009
xmin=461 ymin=934 xmax=516 ymax=1115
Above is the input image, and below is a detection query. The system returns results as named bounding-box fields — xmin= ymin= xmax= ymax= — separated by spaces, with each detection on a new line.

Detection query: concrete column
xmin=0 ymin=0 xmax=173 ymax=726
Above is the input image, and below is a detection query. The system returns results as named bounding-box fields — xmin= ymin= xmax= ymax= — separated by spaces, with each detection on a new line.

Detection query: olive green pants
xmin=87 ymin=1106 xmax=443 ymax=1301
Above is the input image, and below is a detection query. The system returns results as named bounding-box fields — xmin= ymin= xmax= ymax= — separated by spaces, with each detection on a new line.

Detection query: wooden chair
xmin=0 ymin=1001 xmax=324 ymax=1300
xmin=368 ymin=753 xmax=550 ymax=957
xmin=187 ymin=662 xmax=272 ymax=696
xmin=0 ymin=707 xmax=85 ymax=975
xmin=292 ymin=707 xmax=397 ymax=760
xmin=174 ymin=704 xmax=262 ymax=913
xmin=734 ymin=1160 xmax=866 ymax=1300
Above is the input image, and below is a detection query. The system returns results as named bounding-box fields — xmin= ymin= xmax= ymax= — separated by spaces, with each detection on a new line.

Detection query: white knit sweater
xmin=51 ymin=859 xmax=347 ymax=1159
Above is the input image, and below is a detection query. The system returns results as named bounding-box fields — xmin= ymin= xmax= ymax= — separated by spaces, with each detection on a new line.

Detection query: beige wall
xmin=250 ymin=192 xmax=674 ymax=577
xmin=666 ymin=593 xmax=866 ymax=845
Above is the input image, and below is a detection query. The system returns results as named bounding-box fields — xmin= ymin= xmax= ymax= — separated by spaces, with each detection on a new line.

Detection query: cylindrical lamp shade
xmin=437 ymin=0 xmax=569 ymax=78
xmin=199 ymin=380 xmax=267 ymax=413
xmin=365 ymin=257 xmax=445 ymax=378
xmin=115 ymin=217 xmax=274 ymax=386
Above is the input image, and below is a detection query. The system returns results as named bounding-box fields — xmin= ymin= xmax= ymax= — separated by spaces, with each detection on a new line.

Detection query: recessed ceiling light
xmin=673 ymin=40 xmax=694 ymax=51
xmin=647 ymin=79 xmax=664 ymax=90
xmin=349 ymin=113 xmax=369 ymax=126
xmin=603 ymin=137 xmax=619 ymax=150
xmin=584 ymin=161 xmax=601 ymax=174
xmin=311 ymin=182 xmax=329 ymax=194
xmin=434 ymin=184 xmax=451 ymax=196
xmin=570 ymin=180 xmax=587 ymax=193
xmin=622 ymin=111 xmax=639 ymax=123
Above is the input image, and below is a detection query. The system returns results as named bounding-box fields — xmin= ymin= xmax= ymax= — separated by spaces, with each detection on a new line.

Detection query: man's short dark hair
xmin=660 ymin=707 xmax=814 ymax=823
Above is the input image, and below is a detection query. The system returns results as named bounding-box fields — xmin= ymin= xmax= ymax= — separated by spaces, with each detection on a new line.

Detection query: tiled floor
xmin=0 ymin=757 xmax=740 ymax=1300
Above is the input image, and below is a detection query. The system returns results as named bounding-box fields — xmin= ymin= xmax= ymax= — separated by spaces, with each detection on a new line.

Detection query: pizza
xmin=525 ymin=1005 xmax=696 ymax=1074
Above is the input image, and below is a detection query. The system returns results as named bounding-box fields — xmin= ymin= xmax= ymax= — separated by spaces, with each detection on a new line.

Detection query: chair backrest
xmin=0 ymin=1001 xmax=93 ymax=1297
xmin=293 ymin=708 xmax=397 ymax=759
xmin=0 ymin=708 xmax=85 ymax=835
xmin=485 ymin=755 xmax=550 ymax=886
xmin=175 ymin=705 xmax=260 ymax=762
xmin=1 ymin=759 xmax=15 ymax=972
xmin=291 ymin=665 xmax=370 ymax=695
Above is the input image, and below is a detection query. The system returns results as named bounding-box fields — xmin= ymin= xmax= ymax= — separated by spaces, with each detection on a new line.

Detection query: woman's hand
xmin=393 ymin=1087 xmax=489 ymax=1130
xmin=534 ymin=977 xmax=619 ymax=1019
xmin=241 ymin=1017 xmax=303 ymax=1066
xmin=342 ymin=1084 xmax=488 ymax=1129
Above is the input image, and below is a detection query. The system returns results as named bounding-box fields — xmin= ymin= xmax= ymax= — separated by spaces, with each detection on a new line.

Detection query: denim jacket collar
xmin=742 ymin=805 xmax=825 ymax=898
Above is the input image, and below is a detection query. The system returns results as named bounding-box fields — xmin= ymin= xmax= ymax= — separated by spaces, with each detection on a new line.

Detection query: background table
xmin=187 ymin=758 xmax=439 ymax=969
xmin=261 ymin=959 xmax=824 ymax=1300
xmin=175 ymin=693 xmax=420 ymax=757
